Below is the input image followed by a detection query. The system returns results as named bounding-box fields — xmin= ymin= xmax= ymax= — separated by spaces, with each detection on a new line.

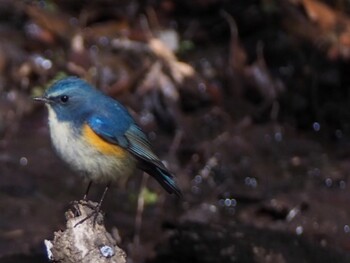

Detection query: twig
xmin=133 ymin=172 xmax=149 ymax=246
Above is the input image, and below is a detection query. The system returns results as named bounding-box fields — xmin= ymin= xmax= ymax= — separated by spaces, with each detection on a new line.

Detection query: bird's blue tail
xmin=144 ymin=165 xmax=182 ymax=198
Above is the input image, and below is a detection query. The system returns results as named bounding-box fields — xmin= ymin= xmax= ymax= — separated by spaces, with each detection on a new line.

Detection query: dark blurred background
xmin=1 ymin=0 xmax=350 ymax=262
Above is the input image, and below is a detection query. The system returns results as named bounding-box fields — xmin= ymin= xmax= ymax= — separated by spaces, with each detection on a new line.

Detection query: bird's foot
xmin=70 ymin=200 xmax=103 ymax=227
xmin=75 ymin=199 xmax=98 ymax=210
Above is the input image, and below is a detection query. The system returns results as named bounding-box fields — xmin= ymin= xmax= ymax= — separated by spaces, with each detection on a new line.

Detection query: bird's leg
xmin=83 ymin=180 xmax=93 ymax=200
xmin=73 ymin=180 xmax=93 ymax=214
xmin=74 ymin=182 xmax=111 ymax=227
xmin=97 ymin=182 xmax=110 ymax=208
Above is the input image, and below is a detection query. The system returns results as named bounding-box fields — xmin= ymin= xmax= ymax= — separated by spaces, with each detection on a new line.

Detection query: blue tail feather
xmin=143 ymin=165 xmax=182 ymax=197
xmin=155 ymin=167 xmax=182 ymax=197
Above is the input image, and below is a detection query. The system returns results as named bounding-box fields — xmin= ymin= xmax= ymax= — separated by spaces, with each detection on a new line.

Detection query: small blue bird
xmin=34 ymin=76 xmax=181 ymax=201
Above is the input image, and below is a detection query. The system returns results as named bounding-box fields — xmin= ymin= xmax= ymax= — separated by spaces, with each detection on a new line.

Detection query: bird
xmin=33 ymin=76 xmax=182 ymax=205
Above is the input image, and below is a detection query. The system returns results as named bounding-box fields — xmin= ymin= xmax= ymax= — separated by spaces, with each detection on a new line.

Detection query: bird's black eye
xmin=60 ymin=95 xmax=69 ymax=103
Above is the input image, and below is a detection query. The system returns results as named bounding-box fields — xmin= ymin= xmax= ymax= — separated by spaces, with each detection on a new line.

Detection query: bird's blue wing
xmin=124 ymin=124 xmax=164 ymax=166
xmin=124 ymin=124 xmax=182 ymax=196
xmin=87 ymin=115 xmax=129 ymax=148
xmin=87 ymin=115 xmax=161 ymax=165
xmin=87 ymin=115 xmax=182 ymax=196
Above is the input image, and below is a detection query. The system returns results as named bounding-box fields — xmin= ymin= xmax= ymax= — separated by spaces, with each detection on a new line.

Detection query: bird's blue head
xmin=34 ymin=77 xmax=101 ymax=124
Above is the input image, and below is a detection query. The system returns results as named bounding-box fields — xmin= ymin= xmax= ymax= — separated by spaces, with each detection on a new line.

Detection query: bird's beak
xmin=33 ymin=96 xmax=50 ymax=103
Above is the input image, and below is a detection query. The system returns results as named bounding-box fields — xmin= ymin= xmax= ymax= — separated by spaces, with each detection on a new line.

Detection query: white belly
xmin=47 ymin=107 xmax=135 ymax=182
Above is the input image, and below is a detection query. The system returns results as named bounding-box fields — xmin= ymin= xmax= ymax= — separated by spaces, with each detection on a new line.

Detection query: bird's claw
xmin=73 ymin=201 xmax=103 ymax=228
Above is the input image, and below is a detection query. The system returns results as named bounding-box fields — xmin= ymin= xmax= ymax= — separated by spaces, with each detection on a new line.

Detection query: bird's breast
xmin=47 ymin=107 xmax=136 ymax=182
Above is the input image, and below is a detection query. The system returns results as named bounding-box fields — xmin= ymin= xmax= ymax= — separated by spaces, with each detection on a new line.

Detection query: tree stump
xmin=44 ymin=200 xmax=126 ymax=263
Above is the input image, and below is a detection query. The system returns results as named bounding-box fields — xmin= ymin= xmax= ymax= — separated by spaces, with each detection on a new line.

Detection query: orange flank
xmin=82 ymin=124 xmax=126 ymax=157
